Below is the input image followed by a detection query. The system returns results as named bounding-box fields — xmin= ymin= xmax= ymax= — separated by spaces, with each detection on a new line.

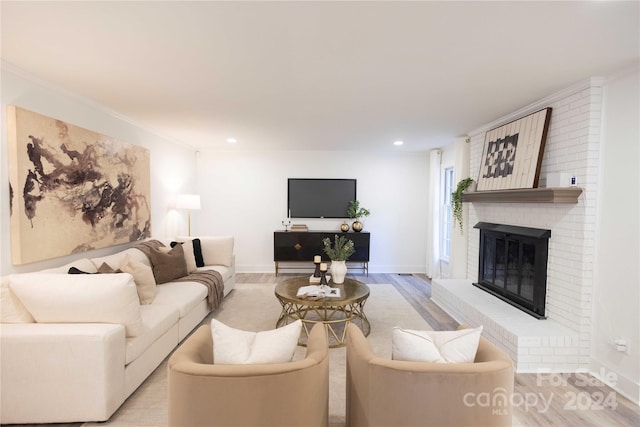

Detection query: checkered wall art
xmin=477 ymin=108 xmax=552 ymax=191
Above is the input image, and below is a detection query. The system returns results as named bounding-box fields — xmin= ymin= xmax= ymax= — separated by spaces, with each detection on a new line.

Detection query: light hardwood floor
xmin=240 ymin=272 xmax=640 ymax=427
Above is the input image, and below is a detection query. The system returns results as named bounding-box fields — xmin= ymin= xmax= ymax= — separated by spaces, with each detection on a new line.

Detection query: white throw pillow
xmin=179 ymin=236 xmax=234 ymax=267
xmin=392 ymin=326 xmax=483 ymax=363
xmin=8 ymin=272 xmax=144 ymax=337
xmin=210 ymin=319 xmax=301 ymax=364
xmin=0 ymin=277 xmax=35 ymax=323
xmin=120 ymin=253 xmax=157 ymax=304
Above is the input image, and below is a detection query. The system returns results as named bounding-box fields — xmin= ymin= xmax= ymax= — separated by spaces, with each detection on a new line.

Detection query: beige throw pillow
xmin=148 ymin=244 xmax=188 ymax=284
xmin=120 ymin=254 xmax=156 ymax=304
xmin=172 ymin=240 xmax=197 ymax=273
xmin=211 ymin=319 xmax=302 ymax=364
xmin=392 ymin=326 xmax=483 ymax=363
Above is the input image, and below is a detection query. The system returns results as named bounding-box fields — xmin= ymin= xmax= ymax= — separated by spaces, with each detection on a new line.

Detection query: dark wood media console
xmin=273 ymin=231 xmax=370 ymax=276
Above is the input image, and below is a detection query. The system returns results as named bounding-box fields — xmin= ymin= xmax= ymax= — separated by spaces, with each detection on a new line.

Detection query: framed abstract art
xmin=476 ymin=108 xmax=552 ymax=191
xmin=7 ymin=106 xmax=152 ymax=265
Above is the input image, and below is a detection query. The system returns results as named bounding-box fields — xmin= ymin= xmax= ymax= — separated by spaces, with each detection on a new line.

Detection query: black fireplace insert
xmin=474 ymin=222 xmax=551 ymax=319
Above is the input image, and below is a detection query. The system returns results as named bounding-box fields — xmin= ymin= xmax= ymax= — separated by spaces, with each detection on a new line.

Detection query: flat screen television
xmin=288 ymin=178 xmax=356 ymax=219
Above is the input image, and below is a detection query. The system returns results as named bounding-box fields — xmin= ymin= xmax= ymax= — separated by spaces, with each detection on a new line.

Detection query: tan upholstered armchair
xmin=168 ymin=322 xmax=329 ymax=427
xmin=346 ymin=324 xmax=514 ymax=427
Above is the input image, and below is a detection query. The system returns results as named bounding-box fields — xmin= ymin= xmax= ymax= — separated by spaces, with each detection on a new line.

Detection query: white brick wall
xmin=464 ymin=78 xmax=603 ymax=367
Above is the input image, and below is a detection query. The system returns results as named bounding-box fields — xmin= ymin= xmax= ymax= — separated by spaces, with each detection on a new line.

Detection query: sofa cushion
xmin=148 ymin=244 xmax=188 ymax=284
xmin=210 ymin=319 xmax=301 ymax=364
xmin=125 ymin=304 xmax=180 ymax=364
xmin=120 ymin=254 xmax=157 ymax=304
xmin=91 ymin=248 xmax=151 ymax=271
xmin=178 ymin=236 xmax=233 ymax=267
xmin=0 ymin=277 xmax=35 ymax=323
xmin=195 ymin=265 xmax=233 ymax=282
xmin=8 ymin=273 xmax=144 ymax=337
xmin=40 ymin=258 xmax=98 ymax=274
xmin=392 ymin=326 xmax=483 ymax=363
xmin=152 ymin=282 xmax=207 ymax=317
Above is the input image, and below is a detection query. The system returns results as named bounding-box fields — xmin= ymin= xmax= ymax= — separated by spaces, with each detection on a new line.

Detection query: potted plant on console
xmin=347 ymin=200 xmax=371 ymax=232
xmin=322 ymin=234 xmax=355 ymax=284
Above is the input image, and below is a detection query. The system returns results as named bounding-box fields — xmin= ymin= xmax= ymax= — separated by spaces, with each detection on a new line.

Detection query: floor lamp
xmin=176 ymin=194 xmax=201 ymax=237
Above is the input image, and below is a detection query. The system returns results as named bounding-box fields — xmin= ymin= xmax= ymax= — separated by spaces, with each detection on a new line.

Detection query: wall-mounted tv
xmin=288 ymin=178 xmax=356 ymax=219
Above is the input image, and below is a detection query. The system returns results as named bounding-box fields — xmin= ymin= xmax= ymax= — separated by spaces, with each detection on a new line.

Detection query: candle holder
xmin=319 ymin=262 xmax=329 ymax=289
xmin=313 ymin=255 xmax=322 ymax=277
xmin=319 ymin=270 xmax=329 ymax=288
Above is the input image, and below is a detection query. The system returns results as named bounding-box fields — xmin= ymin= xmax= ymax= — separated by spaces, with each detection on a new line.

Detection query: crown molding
xmin=468 ymin=77 xmax=605 ymax=137
xmin=1 ymin=60 xmax=197 ymax=151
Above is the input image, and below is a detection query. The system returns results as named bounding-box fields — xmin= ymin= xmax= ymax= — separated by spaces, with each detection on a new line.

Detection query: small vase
xmin=352 ymin=220 xmax=363 ymax=232
xmin=340 ymin=222 xmax=350 ymax=232
xmin=330 ymin=260 xmax=347 ymax=284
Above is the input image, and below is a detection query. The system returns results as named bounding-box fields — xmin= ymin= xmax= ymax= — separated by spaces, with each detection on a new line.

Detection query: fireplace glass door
xmin=475 ymin=223 xmax=550 ymax=319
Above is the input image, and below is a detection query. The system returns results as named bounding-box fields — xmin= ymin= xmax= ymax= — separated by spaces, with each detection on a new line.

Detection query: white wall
xmin=195 ymin=150 xmax=429 ymax=273
xmin=590 ymin=67 xmax=640 ymax=404
xmin=0 ymin=65 xmax=198 ymax=275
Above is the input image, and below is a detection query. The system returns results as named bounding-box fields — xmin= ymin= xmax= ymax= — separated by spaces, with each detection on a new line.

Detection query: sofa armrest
xmin=0 ymin=323 xmax=126 ymax=424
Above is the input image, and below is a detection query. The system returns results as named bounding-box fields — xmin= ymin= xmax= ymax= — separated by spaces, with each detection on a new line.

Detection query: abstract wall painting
xmin=7 ymin=106 xmax=151 ymax=265
xmin=476 ymin=108 xmax=552 ymax=191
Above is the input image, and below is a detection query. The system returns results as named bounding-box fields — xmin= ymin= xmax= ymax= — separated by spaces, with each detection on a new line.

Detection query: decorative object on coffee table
xmin=313 ymin=255 xmax=321 ymax=277
xmin=347 ymin=200 xmax=371 ymax=232
xmin=340 ymin=221 xmax=350 ymax=232
xmin=330 ymin=260 xmax=348 ymax=285
xmin=319 ymin=263 xmax=329 ymax=288
xmin=323 ymin=234 xmax=355 ymax=284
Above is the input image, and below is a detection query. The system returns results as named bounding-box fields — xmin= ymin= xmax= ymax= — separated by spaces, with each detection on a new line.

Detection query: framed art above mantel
xmin=476 ymin=108 xmax=552 ymax=191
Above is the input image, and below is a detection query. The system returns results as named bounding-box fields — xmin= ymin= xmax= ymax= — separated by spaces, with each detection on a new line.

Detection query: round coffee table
xmin=275 ymin=277 xmax=371 ymax=348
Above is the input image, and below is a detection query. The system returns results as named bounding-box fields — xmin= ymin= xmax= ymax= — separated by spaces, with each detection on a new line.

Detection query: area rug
xmin=84 ymin=282 xmax=433 ymax=427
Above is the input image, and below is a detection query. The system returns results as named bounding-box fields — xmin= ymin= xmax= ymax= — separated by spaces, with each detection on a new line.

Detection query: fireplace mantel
xmin=462 ymin=187 xmax=582 ymax=204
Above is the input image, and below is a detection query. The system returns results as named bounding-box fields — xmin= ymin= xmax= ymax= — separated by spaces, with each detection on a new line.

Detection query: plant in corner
xmin=347 ymin=200 xmax=371 ymax=232
xmin=452 ymin=177 xmax=474 ymax=234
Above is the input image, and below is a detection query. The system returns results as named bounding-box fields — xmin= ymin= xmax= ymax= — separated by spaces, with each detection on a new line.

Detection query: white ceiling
xmin=1 ymin=1 xmax=638 ymax=152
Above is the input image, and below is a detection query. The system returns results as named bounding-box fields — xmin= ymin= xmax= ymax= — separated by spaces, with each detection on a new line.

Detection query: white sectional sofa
xmin=0 ymin=236 xmax=235 ymax=424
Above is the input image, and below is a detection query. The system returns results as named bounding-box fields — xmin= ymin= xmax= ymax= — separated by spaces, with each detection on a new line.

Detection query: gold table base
xmin=275 ymin=277 xmax=371 ymax=348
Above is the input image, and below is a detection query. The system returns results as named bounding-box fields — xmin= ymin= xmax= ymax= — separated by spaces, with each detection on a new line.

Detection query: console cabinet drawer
xmin=274 ymin=231 xmax=370 ymax=262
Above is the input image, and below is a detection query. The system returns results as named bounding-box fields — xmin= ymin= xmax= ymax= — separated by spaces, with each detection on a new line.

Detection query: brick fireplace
xmin=432 ymin=78 xmax=602 ymax=372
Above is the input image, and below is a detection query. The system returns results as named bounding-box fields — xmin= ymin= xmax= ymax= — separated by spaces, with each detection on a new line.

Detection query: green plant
xmin=347 ymin=200 xmax=371 ymax=219
xmin=322 ymin=234 xmax=355 ymax=261
xmin=452 ymin=178 xmax=474 ymax=234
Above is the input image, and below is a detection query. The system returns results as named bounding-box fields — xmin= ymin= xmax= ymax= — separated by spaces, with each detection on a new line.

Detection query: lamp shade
xmin=176 ymin=194 xmax=201 ymax=210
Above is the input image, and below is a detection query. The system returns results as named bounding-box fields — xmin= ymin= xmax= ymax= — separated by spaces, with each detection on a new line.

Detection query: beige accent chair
xmin=168 ymin=322 xmax=329 ymax=427
xmin=346 ymin=324 xmax=514 ymax=427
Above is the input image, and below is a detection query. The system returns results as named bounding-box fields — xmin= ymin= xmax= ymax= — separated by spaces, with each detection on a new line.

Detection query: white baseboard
xmin=589 ymin=358 xmax=640 ymax=405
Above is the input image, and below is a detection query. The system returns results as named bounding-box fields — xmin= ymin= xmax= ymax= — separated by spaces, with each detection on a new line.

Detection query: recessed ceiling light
xmin=393 ymin=140 xmax=404 ymax=146
xmin=226 ymin=138 xmax=237 ymax=144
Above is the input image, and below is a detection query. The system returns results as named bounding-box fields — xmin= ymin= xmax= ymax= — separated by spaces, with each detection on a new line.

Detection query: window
xmin=441 ymin=167 xmax=454 ymax=260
